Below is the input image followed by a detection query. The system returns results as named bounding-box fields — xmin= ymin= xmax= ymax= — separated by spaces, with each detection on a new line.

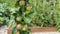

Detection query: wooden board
xmin=8 ymin=27 xmax=56 ymax=34
xmin=32 ymin=27 xmax=56 ymax=32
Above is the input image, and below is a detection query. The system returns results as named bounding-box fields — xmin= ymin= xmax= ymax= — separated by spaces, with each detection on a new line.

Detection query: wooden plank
xmin=32 ymin=27 xmax=56 ymax=32
xmin=7 ymin=27 xmax=56 ymax=34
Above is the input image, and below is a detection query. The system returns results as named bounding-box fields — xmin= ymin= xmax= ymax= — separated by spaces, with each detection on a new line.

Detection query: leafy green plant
xmin=31 ymin=0 xmax=57 ymax=27
xmin=0 ymin=0 xmax=60 ymax=34
xmin=0 ymin=3 xmax=8 ymax=26
xmin=55 ymin=0 xmax=60 ymax=31
xmin=0 ymin=0 xmax=35 ymax=34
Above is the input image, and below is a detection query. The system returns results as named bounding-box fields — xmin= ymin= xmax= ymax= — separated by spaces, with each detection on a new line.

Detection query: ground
xmin=0 ymin=25 xmax=7 ymax=34
xmin=0 ymin=25 xmax=60 ymax=34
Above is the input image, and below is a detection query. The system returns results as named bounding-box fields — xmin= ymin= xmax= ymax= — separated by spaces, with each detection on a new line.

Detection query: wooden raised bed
xmin=32 ymin=27 xmax=56 ymax=32
xmin=8 ymin=27 xmax=56 ymax=34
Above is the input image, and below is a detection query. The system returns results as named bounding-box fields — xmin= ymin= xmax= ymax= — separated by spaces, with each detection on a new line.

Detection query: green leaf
xmin=24 ymin=17 xmax=32 ymax=24
xmin=12 ymin=27 xmax=17 ymax=34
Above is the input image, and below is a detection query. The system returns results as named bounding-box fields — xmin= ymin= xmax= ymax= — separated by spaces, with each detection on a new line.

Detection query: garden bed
xmin=32 ymin=27 xmax=56 ymax=32
xmin=8 ymin=27 xmax=56 ymax=34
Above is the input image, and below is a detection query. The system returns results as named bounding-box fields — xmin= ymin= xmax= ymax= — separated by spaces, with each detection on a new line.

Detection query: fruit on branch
xmin=25 ymin=11 xmax=31 ymax=14
xmin=26 ymin=6 xmax=32 ymax=11
xmin=22 ymin=25 xmax=29 ymax=31
xmin=16 ymin=24 xmax=22 ymax=30
xmin=16 ymin=17 xmax=22 ymax=22
xmin=25 ymin=6 xmax=32 ymax=14
xmin=19 ymin=0 xmax=25 ymax=6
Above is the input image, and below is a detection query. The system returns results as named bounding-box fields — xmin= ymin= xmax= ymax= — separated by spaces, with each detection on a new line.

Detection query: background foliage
xmin=0 ymin=0 xmax=60 ymax=33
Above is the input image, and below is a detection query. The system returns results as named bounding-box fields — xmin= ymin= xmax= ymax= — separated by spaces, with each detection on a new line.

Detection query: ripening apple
xmin=16 ymin=17 xmax=22 ymax=22
xmin=22 ymin=25 xmax=28 ymax=31
xmin=19 ymin=0 xmax=25 ymax=6
xmin=16 ymin=24 xmax=22 ymax=30
xmin=26 ymin=6 xmax=32 ymax=11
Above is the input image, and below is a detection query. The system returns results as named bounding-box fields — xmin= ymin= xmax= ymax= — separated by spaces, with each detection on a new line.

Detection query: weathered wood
xmin=32 ymin=27 xmax=56 ymax=32
xmin=8 ymin=28 xmax=12 ymax=34
xmin=8 ymin=27 xmax=56 ymax=34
